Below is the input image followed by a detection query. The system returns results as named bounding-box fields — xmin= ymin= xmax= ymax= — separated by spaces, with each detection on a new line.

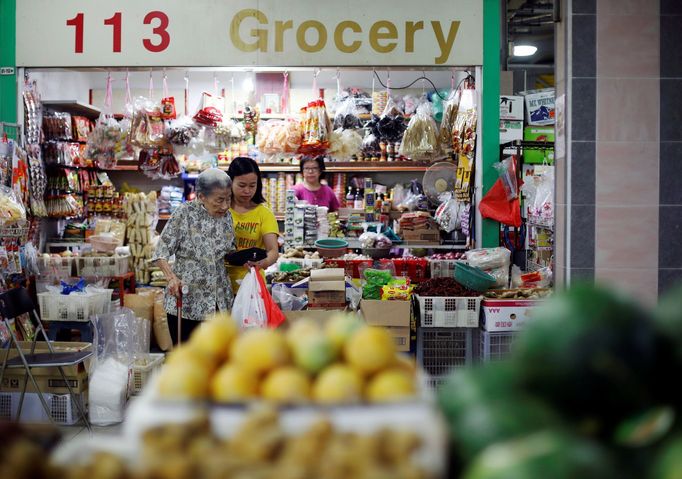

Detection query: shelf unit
xmin=218 ymin=161 xmax=436 ymax=173
xmin=41 ymin=101 xmax=101 ymax=120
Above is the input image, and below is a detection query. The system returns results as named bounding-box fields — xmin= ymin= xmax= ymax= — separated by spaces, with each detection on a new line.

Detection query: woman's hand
xmin=246 ymin=260 xmax=265 ymax=270
xmin=168 ymin=275 xmax=183 ymax=298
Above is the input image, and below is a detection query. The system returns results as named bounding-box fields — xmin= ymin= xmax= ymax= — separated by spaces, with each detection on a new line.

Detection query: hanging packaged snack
xmin=160 ymin=97 xmax=176 ymax=120
xmin=215 ymin=119 xmax=246 ymax=151
xmin=328 ymin=128 xmax=363 ymax=161
xmin=0 ymin=185 xmax=27 ymax=223
xmin=166 ymin=116 xmax=200 ymax=146
xmin=299 ymin=100 xmax=331 ymax=155
xmin=257 ymin=119 xmax=302 ymax=157
xmin=193 ymin=92 xmax=224 ymax=127
xmin=439 ymin=89 xmax=461 ymax=152
xmin=333 ymin=97 xmax=362 ymax=130
xmin=375 ymin=96 xmax=406 ymax=144
xmin=129 ymin=97 xmax=162 ymax=148
xmin=399 ymin=101 xmax=441 ymax=160
xmin=452 ymin=88 xmax=478 ymax=157
xmin=72 ymin=116 xmax=92 ymax=142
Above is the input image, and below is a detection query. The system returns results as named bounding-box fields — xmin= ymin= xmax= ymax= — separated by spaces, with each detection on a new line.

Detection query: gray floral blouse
xmin=152 ymin=200 xmax=236 ymax=321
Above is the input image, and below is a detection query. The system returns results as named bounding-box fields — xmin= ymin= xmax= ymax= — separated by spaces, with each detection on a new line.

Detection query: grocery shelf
xmin=107 ymin=163 xmax=139 ymax=171
xmin=42 ymin=101 xmax=101 ymax=120
xmin=219 ymin=162 xmax=433 ymax=173
xmin=345 ymin=238 xmax=467 ymax=250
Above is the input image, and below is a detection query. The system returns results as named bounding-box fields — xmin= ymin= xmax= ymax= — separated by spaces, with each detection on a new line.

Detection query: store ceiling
xmin=505 ymin=0 xmax=556 ymax=71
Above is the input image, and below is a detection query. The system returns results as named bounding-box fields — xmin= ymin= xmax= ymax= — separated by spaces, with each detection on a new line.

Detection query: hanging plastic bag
xmin=333 ymin=96 xmax=362 ymax=130
xmin=255 ymin=270 xmax=286 ymax=328
xmin=166 ymin=116 xmax=200 ymax=146
xmin=399 ymin=101 xmax=440 ymax=160
xmin=86 ymin=73 xmax=123 ymax=169
xmin=530 ymin=169 xmax=554 ymax=226
xmin=439 ymin=89 xmax=461 ymax=152
xmin=452 ymin=87 xmax=477 ymax=157
xmin=435 ymin=194 xmax=461 ymax=233
xmin=328 ymin=128 xmax=363 ymax=160
xmin=479 ymin=178 xmax=522 ymax=227
xmin=231 ymin=267 xmax=267 ymax=328
xmin=493 ymin=157 xmax=519 ymax=200
xmin=193 ymin=92 xmax=224 ymax=127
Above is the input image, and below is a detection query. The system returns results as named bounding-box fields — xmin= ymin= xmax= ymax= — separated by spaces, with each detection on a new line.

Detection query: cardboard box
xmin=402 ymin=229 xmax=440 ymax=244
xmin=499 ymin=120 xmax=523 ymax=145
xmin=0 ymin=341 xmax=92 ymax=394
xmin=1 ymin=370 xmax=88 ymax=395
xmin=523 ymin=126 xmax=555 ymax=164
xmin=499 ymin=95 xmax=524 ymax=121
xmin=523 ymin=89 xmax=555 ymax=125
xmin=360 ymin=300 xmax=411 ymax=352
xmin=283 ymin=309 xmax=344 ymax=328
xmin=481 ymin=299 xmax=544 ymax=332
xmin=308 ymin=268 xmax=346 ymax=307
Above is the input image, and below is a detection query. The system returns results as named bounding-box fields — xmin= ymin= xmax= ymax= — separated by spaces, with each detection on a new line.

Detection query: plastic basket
xmin=429 ymin=259 xmax=460 ymax=279
xmin=37 ymin=289 xmax=113 ymax=322
xmin=0 ymin=392 xmax=84 ymax=425
xmin=480 ymin=330 xmax=519 ymax=362
xmin=415 ymin=295 xmax=482 ymax=328
xmin=130 ymin=354 xmax=165 ymax=395
xmin=75 ymin=255 xmax=130 ymax=277
xmin=417 ymin=328 xmax=475 ymax=388
xmin=454 ymin=263 xmax=497 ymax=292
xmin=37 ymin=257 xmax=73 ymax=279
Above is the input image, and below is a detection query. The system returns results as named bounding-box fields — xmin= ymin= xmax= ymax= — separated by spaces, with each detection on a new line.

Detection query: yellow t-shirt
xmin=228 ymin=204 xmax=279 ymax=291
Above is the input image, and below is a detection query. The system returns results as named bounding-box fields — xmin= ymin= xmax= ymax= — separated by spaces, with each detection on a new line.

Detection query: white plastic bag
xmin=231 ymin=267 xmax=267 ymax=328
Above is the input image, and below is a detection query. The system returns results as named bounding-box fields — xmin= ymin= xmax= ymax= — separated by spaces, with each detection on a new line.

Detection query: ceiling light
xmin=513 ymin=45 xmax=538 ymax=57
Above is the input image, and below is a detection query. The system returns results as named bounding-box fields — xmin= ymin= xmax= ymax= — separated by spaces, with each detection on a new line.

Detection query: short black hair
xmin=227 ymin=157 xmax=266 ymax=204
xmin=299 ymin=155 xmax=327 ymax=180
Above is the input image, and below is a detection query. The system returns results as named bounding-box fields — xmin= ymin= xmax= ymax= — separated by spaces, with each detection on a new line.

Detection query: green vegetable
xmin=438 ymin=363 xmax=561 ymax=460
xmin=463 ymin=430 xmax=617 ymax=479
xmin=512 ymin=283 xmax=663 ymax=437
xmin=650 ymin=435 xmax=682 ymax=479
xmin=614 ymin=406 xmax=676 ymax=448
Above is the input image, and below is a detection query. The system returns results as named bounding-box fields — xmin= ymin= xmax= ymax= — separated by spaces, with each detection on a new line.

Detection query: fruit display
xmin=155 ymin=312 xmax=418 ymax=404
xmin=439 ymin=283 xmax=682 ymax=478
xmin=32 ymin=407 xmax=434 ymax=479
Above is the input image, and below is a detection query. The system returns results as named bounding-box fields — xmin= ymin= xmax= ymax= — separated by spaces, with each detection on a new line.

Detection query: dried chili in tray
xmin=413 ymin=277 xmax=480 ymax=297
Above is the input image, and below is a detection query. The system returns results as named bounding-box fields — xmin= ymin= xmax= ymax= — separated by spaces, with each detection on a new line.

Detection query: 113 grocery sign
xmin=16 ymin=0 xmax=482 ymax=67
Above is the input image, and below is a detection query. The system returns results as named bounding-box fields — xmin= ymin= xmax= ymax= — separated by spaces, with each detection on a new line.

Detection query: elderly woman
xmin=152 ymin=168 xmax=236 ymax=344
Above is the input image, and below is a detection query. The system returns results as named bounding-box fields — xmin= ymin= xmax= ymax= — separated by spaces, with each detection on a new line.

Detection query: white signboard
xmin=16 ymin=0 xmax=482 ymax=67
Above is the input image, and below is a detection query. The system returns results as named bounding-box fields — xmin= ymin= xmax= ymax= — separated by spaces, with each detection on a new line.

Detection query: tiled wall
xmin=659 ymin=0 xmax=682 ymax=294
xmin=556 ymin=0 xmax=682 ymax=303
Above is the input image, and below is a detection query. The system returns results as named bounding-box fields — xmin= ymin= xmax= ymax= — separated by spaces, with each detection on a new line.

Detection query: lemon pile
xmin=156 ymin=311 xmax=417 ymax=404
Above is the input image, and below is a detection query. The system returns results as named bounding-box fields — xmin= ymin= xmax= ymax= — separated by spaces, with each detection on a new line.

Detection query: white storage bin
xmin=38 ymin=289 xmax=114 ymax=322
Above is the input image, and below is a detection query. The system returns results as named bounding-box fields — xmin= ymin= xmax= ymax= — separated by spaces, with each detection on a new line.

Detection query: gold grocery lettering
xmin=230 ymin=8 xmax=268 ymax=52
xmin=297 ymin=20 xmax=327 ymax=52
xmin=405 ymin=21 xmax=424 ymax=52
xmin=334 ymin=21 xmax=362 ymax=53
xmin=431 ymin=20 xmax=460 ymax=64
xmin=275 ymin=20 xmax=293 ymax=52
xmin=369 ymin=20 xmax=398 ymax=53
xmin=228 ymin=9 xmax=464 ymax=64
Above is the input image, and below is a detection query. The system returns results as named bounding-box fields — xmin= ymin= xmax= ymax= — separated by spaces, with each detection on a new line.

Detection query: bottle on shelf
xmin=353 ymin=189 xmax=364 ymax=210
xmin=345 ymin=187 xmax=355 ymax=209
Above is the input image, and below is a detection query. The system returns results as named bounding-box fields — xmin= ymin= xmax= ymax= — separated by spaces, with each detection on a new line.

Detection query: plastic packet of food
xmin=399 ymin=101 xmax=441 ymax=160
xmin=439 ymin=89 xmax=461 ymax=152
xmin=166 ymin=116 xmax=200 ymax=146
xmin=333 ymin=96 xmax=362 ymax=130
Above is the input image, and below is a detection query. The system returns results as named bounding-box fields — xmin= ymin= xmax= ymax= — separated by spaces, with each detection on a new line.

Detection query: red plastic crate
xmin=324 ymin=259 xmax=373 ymax=278
xmin=380 ymin=258 xmax=430 ymax=282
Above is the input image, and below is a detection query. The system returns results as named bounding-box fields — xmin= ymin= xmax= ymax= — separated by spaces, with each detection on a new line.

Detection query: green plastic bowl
xmin=315 ymin=238 xmax=348 ymax=249
xmin=455 ymin=262 xmax=496 ymax=292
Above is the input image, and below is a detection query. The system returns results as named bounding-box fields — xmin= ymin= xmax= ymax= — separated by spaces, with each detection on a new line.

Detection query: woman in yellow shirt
xmin=227 ymin=157 xmax=280 ymax=291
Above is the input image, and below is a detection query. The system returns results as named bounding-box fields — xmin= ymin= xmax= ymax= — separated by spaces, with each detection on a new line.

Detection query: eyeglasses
xmin=303 ymin=167 xmax=320 ymax=172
